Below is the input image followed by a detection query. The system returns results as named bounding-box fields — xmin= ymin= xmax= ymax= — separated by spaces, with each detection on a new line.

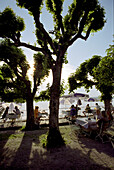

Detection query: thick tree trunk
xmin=104 ymin=99 xmax=111 ymax=113
xmin=25 ymin=81 xmax=36 ymax=130
xmin=25 ymin=96 xmax=36 ymax=130
xmin=47 ymin=60 xmax=65 ymax=148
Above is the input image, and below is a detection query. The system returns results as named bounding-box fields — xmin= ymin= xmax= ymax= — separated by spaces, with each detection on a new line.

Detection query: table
xmin=76 ymin=117 xmax=97 ymax=126
xmin=6 ymin=113 xmax=21 ymax=126
xmin=6 ymin=113 xmax=19 ymax=119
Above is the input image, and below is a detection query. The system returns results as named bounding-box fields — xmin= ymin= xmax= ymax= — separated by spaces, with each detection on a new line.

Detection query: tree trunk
xmin=25 ymin=81 xmax=36 ymax=130
xmin=25 ymin=96 xmax=36 ymax=130
xmin=47 ymin=60 xmax=65 ymax=148
xmin=104 ymin=99 xmax=111 ymax=113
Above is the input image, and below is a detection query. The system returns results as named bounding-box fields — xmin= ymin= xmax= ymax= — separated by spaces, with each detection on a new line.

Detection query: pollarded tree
xmin=0 ymin=40 xmax=50 ymax=130
xmin=93 ymin=45 xmax=114 ymax=112
xmin=68 ymin=49 xmax=114 ymax=113
xmin=0 ymin=0 xmax=106 ymax=148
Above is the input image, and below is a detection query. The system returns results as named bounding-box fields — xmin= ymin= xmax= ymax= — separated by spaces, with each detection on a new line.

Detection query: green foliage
xmin=63 ymin=0 xmax=106 ymax=41
xmin=68 ymin=56 xmax=101 ymax=93
xmin=34 ymin=52 xmax=50 ymax=81
xmin=0 ymin=70 xmax=3 ymax=80
xmin=86 ymin=55 xmax=101 ymax=75
xmin=0 ymin=7 xmax=25 ymax=39
xmin=46 ymin=0 xmax=64 ymax=37
xmin=68 ymin=45 xmax=114 ymax=101
xmin=0 ymin=0 xmax=106 ymax=142
xmin=16 ymin=0 xmax=43 ymax=15
xmin=93 ymin=55 xmax=114 ymax=100
xmin=39 ymin=133 xmax=48 ymax=148
xmin=60 ymin=80 xmax=66 ymax=96
xmin=0 ymin=40 xmax=29 ymax=102
xmin=35 ymin=83 xmax=50 ymax=101
xmin=0 ymin=63 xmax=27 ymax=102
xmin=35 ymin=80 xmax=66 ymax=101
xmin=106 ymin=43 xmax=114 ymax=57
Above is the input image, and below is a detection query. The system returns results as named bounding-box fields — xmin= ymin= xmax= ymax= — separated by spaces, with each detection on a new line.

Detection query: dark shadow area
xmin=0 ymin=126 xmax=113 ymax=169
xmin=0 ymin=130 xmax=17 ymax=168
xmin=0 ymin=128 xmax=48 ymax=169
xmin=0 ymin=126 xmax=22 ymax=131
xmin=76 ymin=131 xmax=114 ymax=158
xmin=29 ymin=146 xmax=111 ymax=170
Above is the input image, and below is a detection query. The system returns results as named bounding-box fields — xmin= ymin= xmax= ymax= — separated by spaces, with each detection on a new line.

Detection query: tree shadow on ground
xmin=74 ymin=128 xmax=114 ymax=158
xmin=29 ymin=146 xmax=112 ymax=170
xmin=78 ymin=135 xmax=114 ymax=155
xmin=0 ymin=126 xmax=113 ymax=170
xmin=0 ymin=129 xmax=18 ymax=168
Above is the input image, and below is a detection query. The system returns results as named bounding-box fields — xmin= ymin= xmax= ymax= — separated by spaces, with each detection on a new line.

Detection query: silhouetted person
xmin=1 ymin=106 xmax=9 ymax=123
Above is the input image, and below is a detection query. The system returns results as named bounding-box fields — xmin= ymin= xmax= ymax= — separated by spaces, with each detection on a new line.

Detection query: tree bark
xmin=104 ymin=99 xmax=111 ymax=113
xmin=47 ymin=59 xmax=65 ymax=148
xmin=25 ymin=96 xmax=35 ymax=130
xmin=25 ymin=81 xmax=36 ymax=130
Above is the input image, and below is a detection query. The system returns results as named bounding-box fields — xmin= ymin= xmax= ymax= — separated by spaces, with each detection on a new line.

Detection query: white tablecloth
xmin=76 ymin=117 xmax=96 ymax=126
xmin=6 ymin=113 xmax=19 ymax=119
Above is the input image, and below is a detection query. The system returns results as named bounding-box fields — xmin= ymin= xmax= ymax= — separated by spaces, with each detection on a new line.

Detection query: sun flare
xmin=27 ymin=61 xmax=35 ymax=80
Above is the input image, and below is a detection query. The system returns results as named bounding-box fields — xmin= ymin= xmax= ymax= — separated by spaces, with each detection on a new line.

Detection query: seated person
xmin=97 ymin=111 xmax=109 ymax=129
xmin=85 ymin=104 xmax=91 ymax=113
xmin=34 ymin=106 xmax=42 ymax=125
xmin=95 ymin=103 xmax=101 ymax=116
xmin=70 ymin=105 xmax=76 ymax=122
xmin=75 ymin=104 xmax=81 ymax=117
xmin=83 ymin=104 xmax=91 ymax=116
xmin=1 ymin=106 xmax=9 ymax=123
xmin=81 ymin=111 xmax=109 ymax=131
xmin=13 ymin=106 xmax=21 ymax=118
xmin=96 ymin=111 xmax=102 ymax=120
xmin=80 ymin=111 xmax=111 ymax=139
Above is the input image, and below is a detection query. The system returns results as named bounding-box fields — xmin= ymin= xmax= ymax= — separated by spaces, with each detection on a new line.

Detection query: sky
xmin=0 ymin=0 xmax=114 ymax=98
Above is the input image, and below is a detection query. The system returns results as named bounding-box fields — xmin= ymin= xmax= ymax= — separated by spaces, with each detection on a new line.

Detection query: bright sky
xmin=0 ymin=0 xmax=114 ymax=98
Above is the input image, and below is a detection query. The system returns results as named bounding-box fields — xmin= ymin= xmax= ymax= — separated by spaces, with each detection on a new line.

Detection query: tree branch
xmin=80 ymin=25 xmax=92 ymax=40
xmin=33 ymin=14 xmax=57 ymax=55
xmin=67 ymin=10 xmax=89 ymax=47
xmin=18 ymin=42 xmax=44 ymax=53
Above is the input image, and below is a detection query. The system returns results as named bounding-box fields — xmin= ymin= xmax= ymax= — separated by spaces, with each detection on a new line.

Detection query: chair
xmin=77 ymin=121 xmax=99 ymax=138
xmin=95 ymin=120 xmax=113 ymax=144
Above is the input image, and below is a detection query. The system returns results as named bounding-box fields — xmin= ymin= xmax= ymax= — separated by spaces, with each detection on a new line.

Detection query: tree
xmin=68 ymin=47 xmax=114 ymax=112
xmin=93 ymin=45 xmax=114 ymax=112
xmin=0 ymin=40 xmax=50 ymax=130
xmin=0 ymin=0 xmax=106 ymax=148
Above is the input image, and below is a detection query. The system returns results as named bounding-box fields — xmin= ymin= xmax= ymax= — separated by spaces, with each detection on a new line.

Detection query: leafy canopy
xmin=0 ymin=7 xmax=25 ymax=41
xmin=0 ymin=0 xmax=106 ymax=102
xmin=68 ymin=46 xmax=114 ymax=101
xmin=0 ymin=40 xmax=28 ymax=102
xmin=15 ymin=0 xmax=106 ymax=56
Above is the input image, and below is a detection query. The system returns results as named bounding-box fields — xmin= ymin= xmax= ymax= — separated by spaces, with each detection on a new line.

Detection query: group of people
xmin=83 ymin=103 xmax=101 ymax=116
xmin=2 ymin=105 xmax=41 ymax=125
xmin=81 ymin=103 xmax=113 ymax=131
xmin=70 ymin=102 xmax=101 ymax=120
xmin=1 ymin=106 xmax=21 ymax=123
xmin=70 ymin=102 xmax=113 ymax=126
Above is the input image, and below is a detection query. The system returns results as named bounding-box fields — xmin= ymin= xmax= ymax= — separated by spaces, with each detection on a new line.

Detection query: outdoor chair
xmin=95 ymin=120 xmax=114 ymax=147
xmin=78 ymin=123 xmax=99 ymax=138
